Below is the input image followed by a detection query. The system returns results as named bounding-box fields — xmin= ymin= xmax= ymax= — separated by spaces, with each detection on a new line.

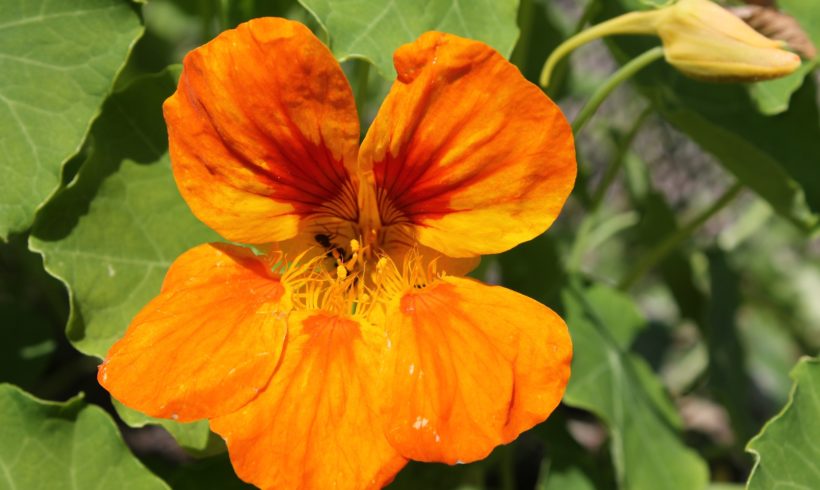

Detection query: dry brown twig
xmin=731 ymin=3 xmax=817 ymax=59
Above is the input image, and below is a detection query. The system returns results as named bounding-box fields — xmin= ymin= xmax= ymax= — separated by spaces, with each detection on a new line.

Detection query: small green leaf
xmin=113 ymin=400 xmax=221 ymax=456
xmin=747 ymin=0 xmax=820 ymax=115
xmin=0 ymin=383 xmax=168 ymax=489
xmin=747 ymin=63 xmax=815 ymax=116
xmin=562 ymin=283 xmax=709 ymax=490
xmin=747 ymin=356 xmax=820 ymax=489
xmin=0 ymin=0 xmax=143 ymax=239
xmin=29 ymin=67 xmax=218 ymax=359
xmin=298 ymin=0 xmax=520 ymax=78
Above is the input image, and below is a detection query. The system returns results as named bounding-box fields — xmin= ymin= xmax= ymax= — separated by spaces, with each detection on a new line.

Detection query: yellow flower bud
xmin=540 ymin=0 xmax=802 ymax=87
xmin=656 ymin=0 xmax=801 ymax=82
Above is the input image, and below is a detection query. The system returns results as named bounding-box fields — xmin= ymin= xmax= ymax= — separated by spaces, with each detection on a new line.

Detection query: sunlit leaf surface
xmin=28 ymin=67 xmax=218 ymax=451
xmin=298 ymin=0 xmax=519 ymax=77
xmin=0 ymin=384 xmax=168 ymax=489
xmin=747 ymin=356 xmax=820 ymax=490
xmin=0 ymin=0 xmax=143 ymax=238
xmin=29 ymin=68 xmax=217 ymax=359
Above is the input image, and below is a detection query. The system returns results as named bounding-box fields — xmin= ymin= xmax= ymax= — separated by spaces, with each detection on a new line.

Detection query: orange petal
xmin=359 ymin=32 xmax=576 ymax=258
xmin=99 ymin=243 xmax=288 ymax=422
xmin=381 ymin=276 xmax=571 ymax=463
xmin=211 ymin=311 xmax=407 ymax=490
xmin=165 ymin=18 xmax=361 ymax=244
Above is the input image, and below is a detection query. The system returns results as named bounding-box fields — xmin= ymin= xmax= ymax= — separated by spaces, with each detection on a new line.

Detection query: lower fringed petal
xmin=381 ymin=276 xmax=572 ymax=463
xmin=98 ymin=243 xmax=288 ymax=422
xmin=210 ymin=311 xmax=407 ymax=490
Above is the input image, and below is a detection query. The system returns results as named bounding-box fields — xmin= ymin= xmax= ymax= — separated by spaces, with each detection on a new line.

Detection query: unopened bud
xmin=657 ymin=0 xmax=801 ymax=81
xmin=540 ymin=0 xmax=801 ymax=87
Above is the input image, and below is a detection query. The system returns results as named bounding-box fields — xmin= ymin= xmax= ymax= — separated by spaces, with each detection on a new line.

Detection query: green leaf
xmin=747 ymin=356 xmax=820 ymax=489
xmin=747 ymin=63 xmax=815 ymax=116
xmin=28 ymin=67 xmax=218 ymax=451
xmin=113 ymin=400 xmax=222 ymax=456
xmin=0 ymin=383 xmax=168 ymax=489
xmin=0 ymin=0 xmax=143 ymax=239
xmin=562 ymin=282 xmax=709 ymax=490
xmin=29 ymin=67 xmax=218 ymax=359
xmin=298 ymin=0 xmax=520 ymax=78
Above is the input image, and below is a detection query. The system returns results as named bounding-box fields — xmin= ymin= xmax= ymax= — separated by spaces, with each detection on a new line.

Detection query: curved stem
xmin=572 ymin=46 xmax=664 ymax=134
xmin=618 ymin=182 xmax=744 ymax=290
xmin=539 ymin=9 xmax=659 ymax=88
xmin=566 ymin=107 xmax=651 ymax=272
xmin=589 ymin=105 xmax=653 ymax=209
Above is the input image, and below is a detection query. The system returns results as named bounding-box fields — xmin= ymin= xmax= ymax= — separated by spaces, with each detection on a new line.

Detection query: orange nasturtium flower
xmin=98 ymin=17 xmax=576 ymax=490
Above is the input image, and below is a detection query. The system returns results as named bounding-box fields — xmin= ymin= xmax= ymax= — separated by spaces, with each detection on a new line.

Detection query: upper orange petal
xmin=358 ymin=32 xmax=576 ymax=258
xmin=164 ymin=18 xmax=361 ymax=245
xmin=98 ymin=243 xmax=287 ymax=422
xmin=210 ymin=311 xmax=407 ymax=490
xmin=380 ymin=276 xmax=572 ymax=463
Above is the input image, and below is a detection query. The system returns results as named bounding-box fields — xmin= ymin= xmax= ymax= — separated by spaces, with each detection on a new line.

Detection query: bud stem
xmin=571 ymin=46 xmax=665 ymax=134
xmin=540 ymin=9 xmax=660 ymax=88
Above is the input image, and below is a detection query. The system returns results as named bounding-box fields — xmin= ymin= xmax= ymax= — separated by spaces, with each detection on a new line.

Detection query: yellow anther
xmin=345 ymin=252 xmax=359 ymax=270
xmin=350 ymin=239 xmax=360 ymax=253
xmin=336 ymin=264 xmax=348 ymax=280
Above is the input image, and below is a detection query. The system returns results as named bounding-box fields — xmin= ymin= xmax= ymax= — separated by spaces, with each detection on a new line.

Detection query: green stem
xmin=589 ymin=106 xmax=652 ymax=209
xmin=618 ymin=182 xmax=744 ymax=290
xmin=571 ymin=46 xmax=664 ymax=134
xmin=539 ymin=8 xmax=659 ymax=88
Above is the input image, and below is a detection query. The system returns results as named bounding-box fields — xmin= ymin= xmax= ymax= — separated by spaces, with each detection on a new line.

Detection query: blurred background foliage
xmin=1 ymin=0 xmax=818 ymax=488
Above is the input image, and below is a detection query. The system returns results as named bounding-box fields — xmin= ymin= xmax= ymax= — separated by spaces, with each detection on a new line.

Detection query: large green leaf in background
xmin=29 ymin=68 xmax=217 ymax=359
xmin=298 ymin=0 xmax=520 ymax=78
xmin=0 ymin=384 xmax=168 ymax=489
xmin=562 ymin=283 xmax=709 ymax=490
xmin=746 ymin=356 xmax=820 ymax=489
xmin=0 ymin=0 xmax=143 ymax=239
xmin=601 ymin=3 xmax=820 ymax=234
xmin=28 ymin=69 xmax=218 ymax=447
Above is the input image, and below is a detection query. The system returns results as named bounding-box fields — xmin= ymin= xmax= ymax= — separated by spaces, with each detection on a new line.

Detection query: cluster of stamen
xmin=279 ymin=238 xmax=443 ymax=322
